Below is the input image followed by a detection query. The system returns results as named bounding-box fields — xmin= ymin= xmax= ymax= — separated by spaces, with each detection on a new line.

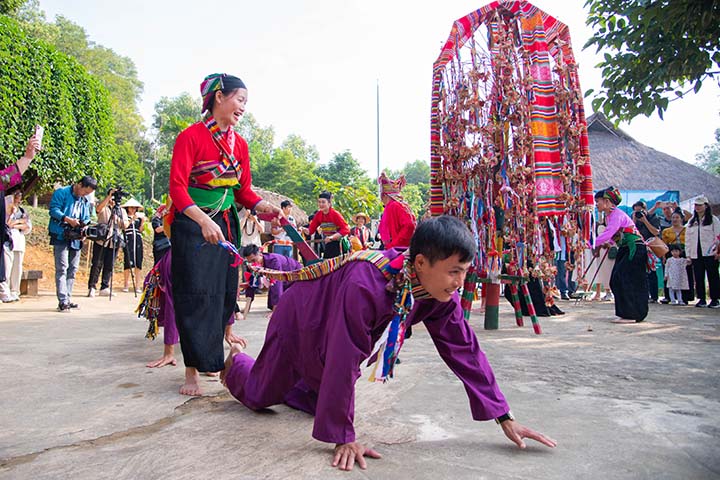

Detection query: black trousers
xmin=610 ymin=243 xmax=649 ymax=321
xmin=324 ymin=240 xmax=341 ymax=259
xmin=171 ymin=211 xmax=238 ymax=372
xmin=647 ymin=269 xmax=659 ymax=300
xmin=88 ymin=242 xmax=117 ymax=290
xmin=692 ymin=256 xmax=720 ymax=302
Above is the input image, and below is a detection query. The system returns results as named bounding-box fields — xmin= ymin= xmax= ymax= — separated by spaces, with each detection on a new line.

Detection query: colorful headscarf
xmin=200 ymin=73 xmax=247 ymax=112
xmin=597 ymin=186 xmax=622 ymax=206
xmin=378 ymin=172 xmax=407 ymax=201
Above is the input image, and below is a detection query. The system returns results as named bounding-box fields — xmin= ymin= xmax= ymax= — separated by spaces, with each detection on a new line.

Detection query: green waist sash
xmin=619 ymin=232 xmax=642 ymax=260
xmin=188 ymin=186 xmax=241 ymax=246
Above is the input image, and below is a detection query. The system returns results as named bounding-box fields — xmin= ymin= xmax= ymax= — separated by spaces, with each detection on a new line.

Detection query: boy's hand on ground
xmin=332 ymin=442 xmax=382 ymax=471
xmin=501 ymin=420 xmax=557 ymax=449
xmin=224 ymin=330 xmax=247 ymax=348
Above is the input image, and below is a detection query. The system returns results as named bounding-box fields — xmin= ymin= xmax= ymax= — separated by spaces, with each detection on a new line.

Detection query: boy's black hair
xmin=242 ymin=244 xmax=260 ymax=257
xmin=409 ymin=215 xmax=476 ymax=264
xmin=280 ymin=200 xmax=292 ymax=209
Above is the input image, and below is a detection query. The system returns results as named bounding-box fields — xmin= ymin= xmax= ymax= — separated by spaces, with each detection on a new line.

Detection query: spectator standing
xmin=685 ymin=196 xmax=720 ymax=308
xmin=87 ymin=189 xmax=129 ymax=297
xmin=48 ymin=176 xmax=97 ymax=311
xmin=0 ymin=135 xmax=39 ymax=290
xmin=122 ymin=199 xmax=145 ymax=293
xmin=1 ymin=190 xmax=31 ymax=302
xmin=377 ymin=172 xmax=416 ymax=250
xmin=240 ymin=208 xmax=263 ymax=248
xmin=632 ymin=201 xmax=661 ymax=303
xmin=350 ymin=213 xmax=371 ymax=249
xmin=271 ymin=200 xmax=295 ymax=258
xmin=660 ymin=210 xmax=694 ymax=304
xmin=151 ymin=204 xmax=171 ymax=264
xmin=664 ymin=245 xmax=691 ymax=305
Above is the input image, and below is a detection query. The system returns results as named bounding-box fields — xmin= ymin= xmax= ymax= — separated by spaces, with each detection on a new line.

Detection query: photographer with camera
xmin=48 ymin=175 xmax=97 ymax=312
xmin=632 ymin=201 xmax=661 ymax=304
xmin=87 ymin=188 xmax=129 ymax=297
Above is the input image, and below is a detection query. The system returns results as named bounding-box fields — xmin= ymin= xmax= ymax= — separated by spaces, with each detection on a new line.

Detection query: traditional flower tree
xmin=429 ymin=1 xmax=594 ymax=330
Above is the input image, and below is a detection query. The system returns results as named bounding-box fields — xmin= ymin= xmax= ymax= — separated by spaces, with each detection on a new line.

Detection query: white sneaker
xmin=99 ymin=288 xmax=111 ymax=297
xmin=122 ymin=287 xmax=129 ymax=292
xmin=135 ymin=289 xmax=143 ymax=295
xmin=88 ymin=288 xmax=96 ymax=298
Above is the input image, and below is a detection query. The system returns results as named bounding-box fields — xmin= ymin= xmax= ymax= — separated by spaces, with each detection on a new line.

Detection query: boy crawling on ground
xmin=221 ymin=216 xmax=556 ymax=471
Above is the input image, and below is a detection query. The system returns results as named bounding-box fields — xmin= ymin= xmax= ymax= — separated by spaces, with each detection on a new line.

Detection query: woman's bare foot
xmin=180 ymin=367 xmax=203 ymax=396
xmin=220 ymin=343 xmax=245 ymax=386
xmin=203 ymin=371 xmax=220 ymax=377
xmin=610 ymin=318 xmax=637 ymax=324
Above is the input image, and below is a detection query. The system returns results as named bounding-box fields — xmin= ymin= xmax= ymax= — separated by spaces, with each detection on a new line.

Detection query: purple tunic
xmin=225 ymin=249 xmax=509 ymax=444
xmin=262 ymin=252 xmax=302 ymax=309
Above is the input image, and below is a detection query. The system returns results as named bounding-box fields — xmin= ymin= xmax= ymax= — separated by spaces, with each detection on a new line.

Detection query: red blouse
xmin=308 ymin=208 xmax=350 ymax=236
xmin=169 ymin=122 xmax=262 ymax=212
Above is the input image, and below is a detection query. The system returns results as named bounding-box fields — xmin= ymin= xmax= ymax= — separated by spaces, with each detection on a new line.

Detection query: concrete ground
xmin=0 ymin=289 xmax=718 ymax=480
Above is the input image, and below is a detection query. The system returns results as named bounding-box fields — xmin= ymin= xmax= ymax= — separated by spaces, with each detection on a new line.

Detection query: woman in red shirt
xmin=169 ymin=73 xmax=281 ymax=396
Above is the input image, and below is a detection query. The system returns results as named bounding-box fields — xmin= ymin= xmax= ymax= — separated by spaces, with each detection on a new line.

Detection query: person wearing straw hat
xmin=168 ymin=73 xmax=282 ymax=396
xmin=121 ymin=198 xmax=145 ymax=293
xmin=593 ymin=187 xmax=648 ymax=323
xmin=350 ymin=212 xmax=371 ymax=249
xmin=377 ymin=172 xmax=416 ymax=250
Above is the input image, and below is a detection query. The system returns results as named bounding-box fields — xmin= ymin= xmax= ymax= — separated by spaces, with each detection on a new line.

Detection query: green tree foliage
xmin=254 ymin=145 xmax=318 ymax=213
xmin=145 ymin=93 xmax=200 ymax=200
xmin=0 ymin=0 xmax=24 ymax=15
xmin=696 ymin=126 xmax=720 ymax=176
xmin=584 ymin=0 xmax=720 ymax=122
xmin=16 ymin=5 xmax=144 ymax=144
xmin=313 ymin=178 xmax=382 ymax=221
xmin=315 ymin=150 xmax=373 ymax=190
xmin=0 ymin=15 xmax=115 ymax=188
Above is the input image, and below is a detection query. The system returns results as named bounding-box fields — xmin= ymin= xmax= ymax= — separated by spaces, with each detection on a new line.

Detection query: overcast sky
xmin=38 ymin=0 xmax=720 ymax=177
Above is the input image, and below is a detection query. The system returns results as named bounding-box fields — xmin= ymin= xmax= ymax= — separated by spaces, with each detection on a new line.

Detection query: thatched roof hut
xmin=250 ymin=187 xmax=309 ymax=226
xmin=587 ymin=112 xmax=720 ymax=208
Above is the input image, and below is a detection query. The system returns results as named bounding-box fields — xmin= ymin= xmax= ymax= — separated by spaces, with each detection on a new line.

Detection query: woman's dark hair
xmin=318 ymin=191 xmax=332 ymax=201
xmin=204 ymin=75 xmax=246 ymax=112
xmin=409 ymin=216 xmax=476 ymax=264
xmin=242 ymin=244 xmax=260 ymax=257
xmin=689 ymin=203 xmax=713 ymax=227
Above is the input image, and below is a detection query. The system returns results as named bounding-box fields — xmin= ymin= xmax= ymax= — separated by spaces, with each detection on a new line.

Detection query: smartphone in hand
xmin=35 ymin=125 xmax=44 ymax=150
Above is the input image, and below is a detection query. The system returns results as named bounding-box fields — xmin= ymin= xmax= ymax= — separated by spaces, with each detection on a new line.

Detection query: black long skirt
xmin=171 ymin=210 xmax=238 ymax=372
xmin=610 ymin=242 xmax=649 ymax=322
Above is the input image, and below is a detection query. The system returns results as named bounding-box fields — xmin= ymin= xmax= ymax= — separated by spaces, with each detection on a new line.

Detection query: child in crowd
xmin=664 ymin=245 xmax=691 ymax=305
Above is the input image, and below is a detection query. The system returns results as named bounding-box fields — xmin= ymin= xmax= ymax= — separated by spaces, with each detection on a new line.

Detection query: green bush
xmin=0 ymin=15 xmax=115 ymax=190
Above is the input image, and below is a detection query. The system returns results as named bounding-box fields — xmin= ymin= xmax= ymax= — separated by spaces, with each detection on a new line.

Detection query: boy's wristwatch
xmin=495 ymin=411 xmax=515 ymax=424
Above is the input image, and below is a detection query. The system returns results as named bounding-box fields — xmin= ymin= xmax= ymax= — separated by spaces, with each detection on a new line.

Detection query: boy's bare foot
xmin=220 ymin=343 xmax=245 ymax=386
xmin=180 ymin=367 xmax=203 ymax=396
xmin=204 ymin=371 xmax=220 ymax=377
xmin=146 ymin=354 xmax=177 ymax=368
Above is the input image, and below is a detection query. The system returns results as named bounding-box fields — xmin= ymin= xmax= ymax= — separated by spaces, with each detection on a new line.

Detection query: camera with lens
xmin=63 ymin=222 xmax=108 ymax=241
xmin=634 ymin=211 xmax=644 ymax=219
xmin=112 ymin=186 xmax=129 ymax=204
